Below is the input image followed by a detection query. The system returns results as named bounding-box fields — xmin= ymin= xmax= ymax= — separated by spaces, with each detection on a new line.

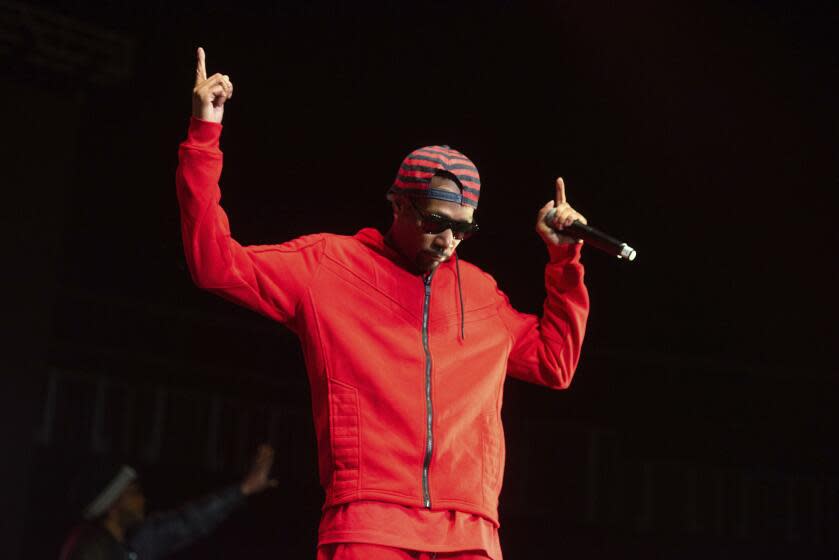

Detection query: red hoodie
xmin=176 ymin=118 xmax=589 ymax=527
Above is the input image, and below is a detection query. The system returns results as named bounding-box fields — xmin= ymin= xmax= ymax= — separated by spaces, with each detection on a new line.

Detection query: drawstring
xmin=454 ymin=252 xmax=465 ymax=340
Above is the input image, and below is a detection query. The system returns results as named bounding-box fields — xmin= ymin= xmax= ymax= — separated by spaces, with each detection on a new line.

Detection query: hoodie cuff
xmin=220 ymin=484 xmax=247 ymax=506
xmin=185 ymin=116 xmax=223 ymax=150
xmin=547 ymin=241 xmax=583 ymax=264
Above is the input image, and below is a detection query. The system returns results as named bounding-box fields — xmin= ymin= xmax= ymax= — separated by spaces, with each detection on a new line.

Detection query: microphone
xmin=544 ymin=208 xmax=637 ymax=261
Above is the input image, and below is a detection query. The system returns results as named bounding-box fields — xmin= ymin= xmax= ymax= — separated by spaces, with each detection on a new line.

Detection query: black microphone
xmin=544 ymin=208 xmax=637 ymax=261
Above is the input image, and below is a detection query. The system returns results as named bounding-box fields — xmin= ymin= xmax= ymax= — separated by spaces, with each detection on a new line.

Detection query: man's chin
xmin=417 ymin=253 xmax=448 ymax=273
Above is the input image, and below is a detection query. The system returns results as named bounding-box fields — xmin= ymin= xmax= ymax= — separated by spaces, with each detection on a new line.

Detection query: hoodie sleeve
xmin=176 ymin=117 xmax=324 ymax=326
xmin=498 ymin=243 xmax=589 ymax=389
xmin=126 ymin=485 xmax=245 ymax=560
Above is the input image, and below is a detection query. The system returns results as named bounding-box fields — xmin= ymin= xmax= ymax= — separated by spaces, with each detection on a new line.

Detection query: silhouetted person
xmin=60 ymin=445 xmax=276 ymax=560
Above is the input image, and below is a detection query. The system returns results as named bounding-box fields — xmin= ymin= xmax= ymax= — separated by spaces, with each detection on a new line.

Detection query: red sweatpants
xmin=317 ymin=543 xmax=491 ymax=559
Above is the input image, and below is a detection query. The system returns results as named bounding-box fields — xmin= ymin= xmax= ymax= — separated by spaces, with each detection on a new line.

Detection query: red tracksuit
xmin=177 ymin=118 xmax=589 ymax=558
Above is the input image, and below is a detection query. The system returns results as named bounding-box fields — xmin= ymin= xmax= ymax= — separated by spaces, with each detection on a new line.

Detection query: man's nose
xmin=432 ymin=229 xmax=454 ymax=248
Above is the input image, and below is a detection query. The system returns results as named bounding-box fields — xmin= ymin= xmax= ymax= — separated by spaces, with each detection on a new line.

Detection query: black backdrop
xmin=2 ymin=1 xmax=837 ymax=558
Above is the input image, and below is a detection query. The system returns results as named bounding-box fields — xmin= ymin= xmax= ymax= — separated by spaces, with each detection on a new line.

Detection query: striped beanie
xmin=388 ymin=145 xmax=481 ymax=208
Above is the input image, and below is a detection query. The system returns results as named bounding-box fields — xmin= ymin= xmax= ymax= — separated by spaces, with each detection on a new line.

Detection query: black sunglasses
xmin=406 ymin=198 xmax=479 ymax=240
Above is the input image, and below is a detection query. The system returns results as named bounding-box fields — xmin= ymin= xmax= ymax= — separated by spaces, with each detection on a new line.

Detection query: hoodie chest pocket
xmin=428 ymin=303 xmax=505 ymax=341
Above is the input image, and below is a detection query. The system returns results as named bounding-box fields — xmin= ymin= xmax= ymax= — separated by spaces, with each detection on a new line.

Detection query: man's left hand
xmin=535 ymin=177 xmax=588 ymax=246
xmin=240 ymin=444 xmax=278 ymax=496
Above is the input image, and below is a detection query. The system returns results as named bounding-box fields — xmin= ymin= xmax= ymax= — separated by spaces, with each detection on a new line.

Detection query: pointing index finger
xmin=555 ymin=177 xmax=567 ymax=206
xmin=195 ymin=47 xmax=207 ymax=85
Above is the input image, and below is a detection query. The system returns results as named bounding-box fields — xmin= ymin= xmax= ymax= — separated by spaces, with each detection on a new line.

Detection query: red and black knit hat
xmin=388 ymin=145 xmax=481 ymax=208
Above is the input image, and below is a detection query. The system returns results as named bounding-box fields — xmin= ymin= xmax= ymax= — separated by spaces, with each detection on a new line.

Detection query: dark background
xmin=2 ymin=0 xmax=836 ymax=558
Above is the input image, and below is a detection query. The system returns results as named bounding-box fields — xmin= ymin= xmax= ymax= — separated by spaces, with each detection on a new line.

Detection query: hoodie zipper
xmin=421 ymin=272 xmax=434 ymax=508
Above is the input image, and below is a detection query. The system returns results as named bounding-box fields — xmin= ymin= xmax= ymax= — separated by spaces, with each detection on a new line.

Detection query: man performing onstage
xmin=176 ymin=48 xmax=590 ymax=560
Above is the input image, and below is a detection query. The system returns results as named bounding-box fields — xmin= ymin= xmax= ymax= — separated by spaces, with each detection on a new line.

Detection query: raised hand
xmin=240 ymin=444 xmax=278 ymax=496
xmin=535 ymin=177 xmax=588 ymax=246
xmin=191 ymin=47 xmax=233 ymax=123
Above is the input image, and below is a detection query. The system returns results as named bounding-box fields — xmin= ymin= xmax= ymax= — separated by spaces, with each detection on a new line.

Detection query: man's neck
xmin=382 ymin=229 xmax=399 ymax=254
xmin=102 ymin=516 xmax=125 ymax=543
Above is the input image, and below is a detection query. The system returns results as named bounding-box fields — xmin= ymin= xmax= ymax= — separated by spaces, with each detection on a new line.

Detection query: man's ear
xmin=391 ymin=196 xmax=407 ymax=217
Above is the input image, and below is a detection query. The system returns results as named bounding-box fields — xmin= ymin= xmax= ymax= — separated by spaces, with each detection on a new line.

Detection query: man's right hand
xmin=192 ymin=47 xmax=233 ymax=123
